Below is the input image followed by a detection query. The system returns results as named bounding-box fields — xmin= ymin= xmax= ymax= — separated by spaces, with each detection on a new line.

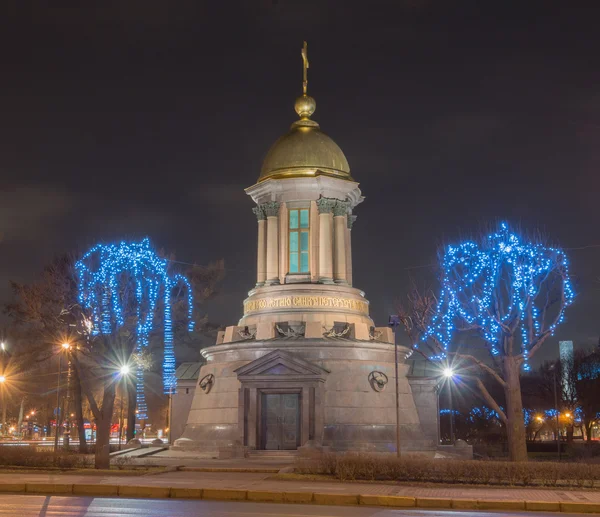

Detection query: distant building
xmin=559 ymin=340 xmax=574 ymax=398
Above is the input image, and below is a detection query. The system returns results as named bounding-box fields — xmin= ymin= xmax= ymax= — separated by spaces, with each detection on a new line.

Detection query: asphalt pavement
xmin=0 ymin=495 xmax=585 ymax=517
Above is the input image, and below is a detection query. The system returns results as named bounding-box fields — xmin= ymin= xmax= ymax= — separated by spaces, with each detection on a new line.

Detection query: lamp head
xmin=388 ymin=315 xmax=400 ymax=327
xmin=61 ymin=342 xmax=71 ymax=350
xmin=120 ymin=365 xmax=131 ymax=376
xmin=443 ymin=367 xmax=454 ymax=378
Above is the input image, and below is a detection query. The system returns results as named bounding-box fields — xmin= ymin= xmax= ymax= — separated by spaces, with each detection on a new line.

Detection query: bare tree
xmin=398 ymin=224 xmax=574 ymax=462
xmin=4 ymin=254 xmax=88 ymax=453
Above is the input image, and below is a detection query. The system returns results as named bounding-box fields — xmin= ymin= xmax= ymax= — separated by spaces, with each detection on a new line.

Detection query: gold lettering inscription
xmin=244 ymin=295 xmax=368 ymax=315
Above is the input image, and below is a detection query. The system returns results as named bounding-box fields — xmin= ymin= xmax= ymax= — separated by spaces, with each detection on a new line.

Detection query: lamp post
xmin=0 ymin=341 xmax=7 ymax=436
xmin=118 ymin=365 xmax=131 ymax=450
xmin=54 ymin=343 xmax=71 ymax=455
xmin=388 ymin=315 xmax=401 ymax=458
xmin=0 ymin=375 xmax=6 ymax=437
xmin=550 ymin=363 xmax=561 ymax=461
xmin=443 ymin=367 xmax=455 ymax=445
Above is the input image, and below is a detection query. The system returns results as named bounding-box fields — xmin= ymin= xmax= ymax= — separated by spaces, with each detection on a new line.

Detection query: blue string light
xmin=424 ymin=223 xmax=575 ymax=371
xmin=75 ymin=238 xmax=194 ymax=419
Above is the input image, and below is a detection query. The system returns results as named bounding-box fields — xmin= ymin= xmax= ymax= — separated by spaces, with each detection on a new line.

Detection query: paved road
xmin=0 ymin=495 xmax=585 ymax=517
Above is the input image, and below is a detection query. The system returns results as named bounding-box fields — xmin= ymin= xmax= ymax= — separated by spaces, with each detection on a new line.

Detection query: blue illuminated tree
xmin=74 ymin=238 xmax=193 ymax=468
xmin=407 ymin=223 xmax=574 ymax=461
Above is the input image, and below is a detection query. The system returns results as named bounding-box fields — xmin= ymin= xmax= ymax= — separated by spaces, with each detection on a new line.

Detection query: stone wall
xmin=169 ymin=380 xmax=197 ymax=443
xmin=408 ymin=377 xmax=439 ymax=445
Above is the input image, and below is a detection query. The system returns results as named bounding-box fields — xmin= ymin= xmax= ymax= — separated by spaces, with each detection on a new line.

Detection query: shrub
xmin=0 ymin=445 xmax=88 ymax=469
xmin=294 ymin=452 xmax=600 ymax=488
xmin=112 ymin=454 xmax=133 ymax=470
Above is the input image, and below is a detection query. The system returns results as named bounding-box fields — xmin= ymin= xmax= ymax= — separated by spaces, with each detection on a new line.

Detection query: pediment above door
xmin=234 ymin=349 xmax=329 ymax=383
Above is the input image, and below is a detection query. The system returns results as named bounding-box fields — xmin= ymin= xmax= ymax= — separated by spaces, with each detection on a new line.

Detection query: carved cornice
xmin=252 ymin=206 xmax=266 ymax=221
xmin=316 ymin=197 xmax=337 ymax=214
xmin=262 ymin=201 xmax=281 ymax=218
xmin=333 ymin=200 xmax=349 ymax=217
xmin=347 ymin=214 xmax=357 ymax=229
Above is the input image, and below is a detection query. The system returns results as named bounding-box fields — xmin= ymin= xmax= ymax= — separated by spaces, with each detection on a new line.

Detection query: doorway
xmin=260 ymin=393 xmax=300 ymax=450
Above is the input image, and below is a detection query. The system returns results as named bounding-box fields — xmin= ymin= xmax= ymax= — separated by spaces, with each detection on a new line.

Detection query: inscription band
xmin=244 ymin=295 xmax=369 ymax=315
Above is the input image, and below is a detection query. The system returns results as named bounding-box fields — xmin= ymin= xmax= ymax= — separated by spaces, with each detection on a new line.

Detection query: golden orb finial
xmin=295 ymin=95 xmax=316 ymax=119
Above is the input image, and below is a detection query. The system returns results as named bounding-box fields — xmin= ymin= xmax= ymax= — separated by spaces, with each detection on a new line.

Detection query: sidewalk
xmin=1 ymin=470 xmax=599 ymax=504
xmin=122 ymin=450 xmax=293 ymax=471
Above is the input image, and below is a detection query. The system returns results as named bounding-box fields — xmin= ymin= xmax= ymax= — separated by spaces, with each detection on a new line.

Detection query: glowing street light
xmin=0 ymin=342 xmax=5 ymax=351
xmin=0 ymin=376 xmax=5 ymax=384
xmin=564 ymin=412 xmax=571 ymax=419
xmin=440 ymin=365 xmax=457 ymax=445
xmin=443 ymin=367 xmax=454 ymax=378
xmin=55 ymin=341 xmax=72 ymax=454
xmin=117 ymin=363 xmax=132 ymax=450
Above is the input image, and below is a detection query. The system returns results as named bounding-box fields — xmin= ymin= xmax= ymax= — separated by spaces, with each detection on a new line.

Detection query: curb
xmin=1 ymin=483 xmax=599 ymax=513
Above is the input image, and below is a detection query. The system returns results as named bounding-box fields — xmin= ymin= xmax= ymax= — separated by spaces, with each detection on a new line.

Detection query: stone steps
xmin=247 ymin=450 xmax=299 ymax=459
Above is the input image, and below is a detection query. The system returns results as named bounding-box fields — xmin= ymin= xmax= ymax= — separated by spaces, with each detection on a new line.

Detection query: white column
xmin=346 ymin=214 xmax=356 ymax=286
xmin=333 ymin=200 xmax=349 ymax=284
xmin=316 ymin=198 xmax=335 ymax=284
xmin=310 ymin=200 xmax=320 ymax=283
xmin=263 ymin=201 xmax=280 ymax=285
xmin=278 ymin=204 xmax=288 ymax=285
xmin=252 ymin=206 xmax=267 ymax=287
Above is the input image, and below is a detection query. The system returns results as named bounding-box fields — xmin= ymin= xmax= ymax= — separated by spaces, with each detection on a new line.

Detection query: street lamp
xmin=549 ymin=363 xmax=561 ymax=461
xmin=54 ymin=342 xmax=71 ymax=455
xmin=388 ymin=315 xmax=401 ymax=458
xmin=0 ymin=375 xmax=7 ymax=436
xmin=118 ymin=364 xmax=132 ymax=450
xmin=442 ymin=367 xmax=456 ymax=445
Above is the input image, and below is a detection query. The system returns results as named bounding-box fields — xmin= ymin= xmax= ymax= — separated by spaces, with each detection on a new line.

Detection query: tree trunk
xmin=126 ymin=384 xmax=136 ymax=443
xmin=566 ymin=425 xmax=574 ymax=444
xmin=72 ymin=368 xmax=87 ymax=454
xmin=94 ymin=380 xmax=116 ymax=470
xmin=503 ymin=355 xmax=528 ymax=462
xmin=586 ymin=420 xmax=593 ymax=443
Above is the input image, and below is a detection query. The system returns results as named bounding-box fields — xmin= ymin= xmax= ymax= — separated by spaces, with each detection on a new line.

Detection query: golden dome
xmin=258 ymin=95 xmax=352 ymax=183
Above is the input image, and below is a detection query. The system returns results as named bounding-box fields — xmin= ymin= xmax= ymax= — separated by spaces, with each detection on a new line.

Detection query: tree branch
xmin=451 ymin=352 xmax=507 ymax=388
xmin=475 ymin=377 xmax=507 ymax=424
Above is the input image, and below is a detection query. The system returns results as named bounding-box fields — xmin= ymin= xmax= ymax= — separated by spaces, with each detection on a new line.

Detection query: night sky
xmin=1 ymin=2 xmax=599 ymax=365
